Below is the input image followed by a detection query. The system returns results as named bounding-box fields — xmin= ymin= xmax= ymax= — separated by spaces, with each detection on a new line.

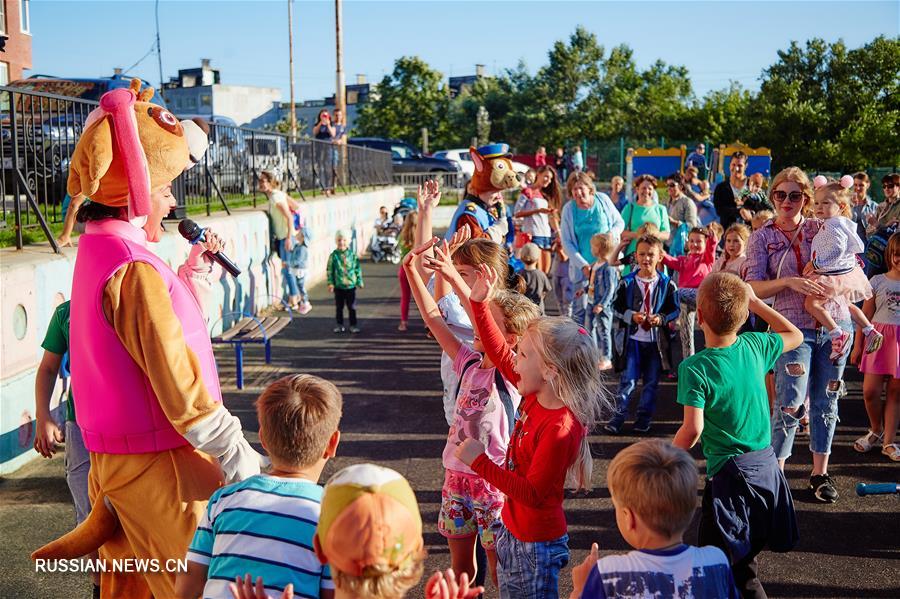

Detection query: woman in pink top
xmin=662 ymin=226 xmax=718 ymax=358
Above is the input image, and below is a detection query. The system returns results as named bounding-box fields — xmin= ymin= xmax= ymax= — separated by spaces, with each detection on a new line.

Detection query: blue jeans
xmin=275 ymin=239 xmax=299 ymax=297
xmin=552 ymin=268 xmax=572 ymax=318
xmin=65 ymin=421 xmax=91 ymax=526
xmin=772 ymin=324 xmax=851 ymax=459
xmin=495 ymin=525 xmax=569 ymax=599
xmin=587 ymin=305 xmax=613 ymax=361
xmin=613 ymin=340 xmax=662 ymax=424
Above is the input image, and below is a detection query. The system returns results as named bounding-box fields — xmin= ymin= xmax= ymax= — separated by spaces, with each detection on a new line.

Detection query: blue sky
xmin=31 ymin=1 xmax=899 ymax=102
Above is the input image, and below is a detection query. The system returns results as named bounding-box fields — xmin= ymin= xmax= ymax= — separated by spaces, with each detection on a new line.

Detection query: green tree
xmin=504 ymin=27 xmax=605 ymax=150
xmin=584 ymin=44 xmax=693 ymax=142
xmin=355 ymin=56 xmax=452 ymax=148
xmin=684 ymin=83 xmax=753 ymax=145
xmin=751 ymin=36 xmax=900 ymax=171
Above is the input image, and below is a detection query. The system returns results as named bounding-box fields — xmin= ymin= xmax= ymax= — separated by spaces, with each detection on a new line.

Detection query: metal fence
xmin=0 ymin=85 xmax=393 ymax=251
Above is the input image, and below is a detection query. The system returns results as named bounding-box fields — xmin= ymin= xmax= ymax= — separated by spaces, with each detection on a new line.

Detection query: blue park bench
xmin=211 ymin=301 xmax=293 ymax=389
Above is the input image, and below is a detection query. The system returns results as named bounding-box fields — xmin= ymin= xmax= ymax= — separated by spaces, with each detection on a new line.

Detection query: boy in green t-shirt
xmin=35 ymin=300 xmax=99 ymax=594
xmin=673 ymin=273 xmax=802 ymax=599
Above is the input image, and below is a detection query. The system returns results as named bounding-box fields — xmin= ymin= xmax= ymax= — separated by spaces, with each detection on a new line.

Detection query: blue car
xmin=7 ymin=73 xmax=168 ymax=107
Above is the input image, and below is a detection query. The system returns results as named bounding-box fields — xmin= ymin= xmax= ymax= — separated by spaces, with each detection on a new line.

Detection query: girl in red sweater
xmin=455 ymin=265 xmax=609 ymax=599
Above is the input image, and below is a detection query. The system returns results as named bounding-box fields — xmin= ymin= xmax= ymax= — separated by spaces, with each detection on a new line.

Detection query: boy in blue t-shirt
xmin=673 ymin=272 xmax=803 ymax=599
xmin=175 ymin=374 xmax=343 ymax=599
xmin=570 ymin=439 xmax=738 ymax=599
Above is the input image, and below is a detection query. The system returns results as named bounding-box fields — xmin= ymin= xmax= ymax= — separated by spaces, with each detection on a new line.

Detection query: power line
xmin=123 ymin=42 xmax=158 ymax=74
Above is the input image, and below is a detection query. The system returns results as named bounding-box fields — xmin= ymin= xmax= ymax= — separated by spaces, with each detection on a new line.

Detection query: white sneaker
xmin=298 ymin=302 xmax=312 ymax=315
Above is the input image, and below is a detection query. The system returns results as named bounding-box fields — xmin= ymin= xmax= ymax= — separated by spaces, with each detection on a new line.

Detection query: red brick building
xmin=1 ymin=0 xmax=32 ymax=84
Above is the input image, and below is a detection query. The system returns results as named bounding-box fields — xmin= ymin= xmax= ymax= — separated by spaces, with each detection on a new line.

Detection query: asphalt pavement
xmin=1 ymin=259 xmax=898 ymax=598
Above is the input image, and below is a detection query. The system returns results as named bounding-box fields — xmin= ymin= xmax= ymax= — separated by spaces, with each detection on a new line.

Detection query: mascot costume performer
xmin=445 ymin=143 xmax=520 ymax=242
xmin=31 ymin=79 xmax=261 ymax=598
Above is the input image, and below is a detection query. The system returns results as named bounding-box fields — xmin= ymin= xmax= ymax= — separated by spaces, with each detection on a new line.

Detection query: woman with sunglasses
xmin=745 ymin=167 xmax=852 ymax=505
xmin=867 ymin=173 xmax=900 ymax=235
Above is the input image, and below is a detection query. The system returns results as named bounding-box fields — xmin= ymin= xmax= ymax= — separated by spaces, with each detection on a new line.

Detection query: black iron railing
xmin=0 ymin=86 xmax=394 ymax=250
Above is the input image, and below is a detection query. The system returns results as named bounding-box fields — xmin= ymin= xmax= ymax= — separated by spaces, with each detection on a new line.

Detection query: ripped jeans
xmin=772 ymin=323 xmax=851 ymax=459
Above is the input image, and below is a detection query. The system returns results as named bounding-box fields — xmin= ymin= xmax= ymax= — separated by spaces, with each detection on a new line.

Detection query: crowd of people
xmin=34 ymin=119 xmax=899 ymax=599
xmin=373 ymin=153 xmax=898 ymax=598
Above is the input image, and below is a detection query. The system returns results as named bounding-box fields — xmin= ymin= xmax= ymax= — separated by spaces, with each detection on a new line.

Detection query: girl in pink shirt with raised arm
xmin=663 ymin=226 xmax=718 ymax=358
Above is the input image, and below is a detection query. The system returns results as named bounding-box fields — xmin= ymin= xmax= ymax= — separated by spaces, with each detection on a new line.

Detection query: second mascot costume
xmin=31 ymin=80 xmax=261 ymax=598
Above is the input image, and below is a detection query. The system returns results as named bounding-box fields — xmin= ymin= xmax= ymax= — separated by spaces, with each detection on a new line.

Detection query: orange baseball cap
xmin=314 ymin=464 xmax=423 ymax=578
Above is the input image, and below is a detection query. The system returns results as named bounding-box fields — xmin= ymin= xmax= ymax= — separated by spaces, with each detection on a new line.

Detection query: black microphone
xmin=178 ymin=219 xmax=242 ymax=278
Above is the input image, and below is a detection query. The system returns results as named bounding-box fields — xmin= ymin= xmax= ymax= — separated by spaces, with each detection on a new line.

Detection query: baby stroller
xmin=370 ymin=198 xmax=417 ymax=264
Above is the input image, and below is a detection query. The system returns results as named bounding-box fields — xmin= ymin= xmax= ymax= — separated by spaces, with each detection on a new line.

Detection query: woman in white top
xmin=514 ymin=166 xmax=559 ymax=273
xmin=260 ymin=170 xmax=300 ymax=308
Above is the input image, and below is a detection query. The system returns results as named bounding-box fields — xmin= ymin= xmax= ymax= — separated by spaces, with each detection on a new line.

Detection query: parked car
xmin=433 ymin=147 xmax=530 ymax=181
xmin=348 ymin=137 xmax=461 ymax=173
xmin=6 ymin=73 xmax=168 ymax=108
xmin=433 ymin=149 xmax=474 ymax=179
xmin=175 ymin=115 xmax=250 ymax=195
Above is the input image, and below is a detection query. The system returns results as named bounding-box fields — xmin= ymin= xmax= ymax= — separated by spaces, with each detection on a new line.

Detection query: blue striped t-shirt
xmin=187 ymin=474 xmax=334 ymax=599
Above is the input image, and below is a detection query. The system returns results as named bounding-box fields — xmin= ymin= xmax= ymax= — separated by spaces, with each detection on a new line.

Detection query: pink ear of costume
xmin=100 ymin=88 xmax=152 ymax=217
xmin=470 ymin=146 xmax=484 ymax=173
xmin=840 ymin=175 xmax=853 ymax=189
xmin=813 ymin=175 xmax=828 ymax=190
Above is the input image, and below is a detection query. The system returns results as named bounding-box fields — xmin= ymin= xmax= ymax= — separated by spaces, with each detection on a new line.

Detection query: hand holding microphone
xmin=179 ymin=219 xmax=242 ymax=277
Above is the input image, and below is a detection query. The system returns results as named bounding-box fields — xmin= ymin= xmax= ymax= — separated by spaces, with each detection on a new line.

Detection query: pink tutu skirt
xmin=810 ymin=266 xmax=873 ymax=304
xmin=859 ymin=322 xmax=900 ymax=378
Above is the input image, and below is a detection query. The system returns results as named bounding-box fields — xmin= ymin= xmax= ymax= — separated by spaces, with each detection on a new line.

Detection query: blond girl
xmin=804 ymin=176 xmax=883 ymax=360
xmin=455 ymin=265 xmax=610 ymax=599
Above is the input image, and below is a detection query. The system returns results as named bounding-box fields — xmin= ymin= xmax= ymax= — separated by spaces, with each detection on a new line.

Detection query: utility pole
xmin=335 ymin=0 xmax=345 ymax=115
xmin=155 ymin=0 xmax=164 ymax=102
xmin=288 ymin=0 xmax=297 ymax=139
xmin=335 ymin=0 xmax=346 ymax=187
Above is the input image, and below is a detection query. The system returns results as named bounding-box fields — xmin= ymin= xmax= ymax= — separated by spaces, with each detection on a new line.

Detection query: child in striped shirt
xmin=176 ymin=375 xmax=342 ymax=599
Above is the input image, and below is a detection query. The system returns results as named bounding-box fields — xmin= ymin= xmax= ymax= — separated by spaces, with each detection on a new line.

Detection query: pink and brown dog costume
xmin=32 ymin=79 xmax=261 ymax=599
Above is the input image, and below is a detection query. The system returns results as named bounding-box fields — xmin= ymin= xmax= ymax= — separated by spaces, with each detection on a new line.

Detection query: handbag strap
xmin=771 ymin=220 xmax=804 ymax=318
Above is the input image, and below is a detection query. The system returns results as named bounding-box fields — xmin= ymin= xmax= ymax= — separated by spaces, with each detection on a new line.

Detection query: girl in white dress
xmin=804 ymin=175 xmax=883 ymax=360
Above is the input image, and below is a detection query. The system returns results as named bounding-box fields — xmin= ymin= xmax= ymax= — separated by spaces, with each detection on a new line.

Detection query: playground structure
xmin=624 ymin=141 xmax=772 ymax=199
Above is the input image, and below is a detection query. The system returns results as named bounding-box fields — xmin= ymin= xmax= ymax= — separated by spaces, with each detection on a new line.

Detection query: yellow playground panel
xmin=626 ymin=145 xmax=688 ymax=179
xmin=716 ymin=142 xmax=773 ymax=178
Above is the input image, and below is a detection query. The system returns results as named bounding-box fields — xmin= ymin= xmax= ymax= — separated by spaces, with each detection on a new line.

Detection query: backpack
xmin=453 ymin=357 xmax=517 ymax=433
xmin=864 ymin=224 xmax=898 ymax=277
xmin=669 ymin=222 xmax=690 ymax=257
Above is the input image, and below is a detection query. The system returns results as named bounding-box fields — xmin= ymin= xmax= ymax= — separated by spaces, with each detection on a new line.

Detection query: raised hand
xmin=423 ymin=242 xmax=459 ymax=279
xmin=425 ymin=568 xmax=485 ymax=599
xmin=448 ymin=224 xmax=472 ymax=255
xmin=417 ymin=179 xmax=442 ymax=212
xmin=469 ymin=264 xmax=500 ymax=303
xmin=403 ymin=237 xmax=440 ymax=269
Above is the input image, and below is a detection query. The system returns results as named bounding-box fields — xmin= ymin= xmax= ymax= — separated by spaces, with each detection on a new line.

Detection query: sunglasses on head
xmin=771 ymin=190 xmax=806 ymax=203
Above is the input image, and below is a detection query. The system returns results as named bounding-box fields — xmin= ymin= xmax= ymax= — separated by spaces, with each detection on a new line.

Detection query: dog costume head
xmin=469 ymin=143 xmax=520 ymax=196
xmin=67 ymin=78 xmax=208 ymax=218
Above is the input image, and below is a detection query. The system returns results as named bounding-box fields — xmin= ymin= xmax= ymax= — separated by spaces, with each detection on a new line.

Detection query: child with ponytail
xmin=455 ymin=265 xmax=610 ymax=599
